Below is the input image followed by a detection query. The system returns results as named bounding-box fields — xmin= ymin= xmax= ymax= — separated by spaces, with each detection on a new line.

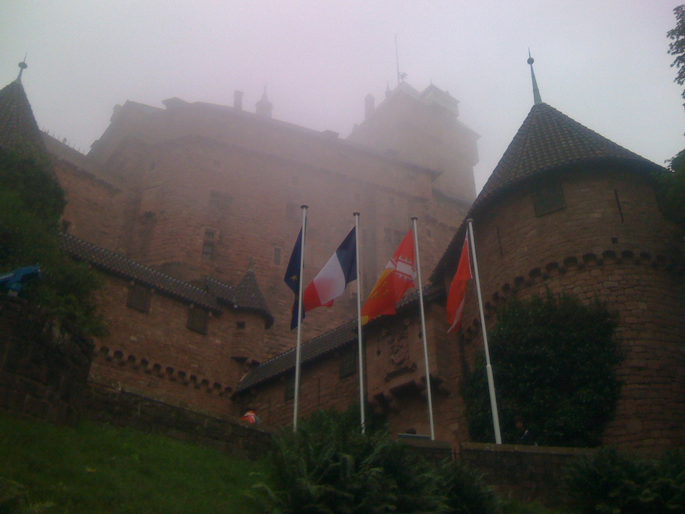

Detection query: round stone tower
xmin=434 ymin=102 xmax=685 ymax=451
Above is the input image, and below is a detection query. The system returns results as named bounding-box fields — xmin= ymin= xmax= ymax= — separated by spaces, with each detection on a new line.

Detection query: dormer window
xmin=531 ymin=178 xmax=566 ymax=217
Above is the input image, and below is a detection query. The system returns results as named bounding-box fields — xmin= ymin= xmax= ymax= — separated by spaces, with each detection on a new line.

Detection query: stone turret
xmin=255 ymin=88 xmax=273 ymax=118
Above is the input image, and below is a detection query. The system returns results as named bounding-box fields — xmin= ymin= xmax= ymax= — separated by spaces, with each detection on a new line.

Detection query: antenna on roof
xmin=527 ymin=49 xmax=542 ymax=105
xmin=395 ymin=34 xmax=407 ymax=87
xmin=17 ymin=54 xmax=27 ymax=82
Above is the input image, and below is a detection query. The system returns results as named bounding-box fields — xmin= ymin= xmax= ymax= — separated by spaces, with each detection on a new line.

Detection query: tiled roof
xmin=0 ymin=79 xmax=46 ymax=156
xmin=431 ymin=102 xmax=666 ymax=282
xmin=62 ymin=234 xmax=275 ymax=325
xmin=237 ymin=283 xmax=444 ymax=392
xmin=207 ymin=272 xmax=274 ymax=328
xmin=478 ymin=103 xmax=659 ymax=203
xmin=62 ymin=234 xmax=220 ymax=312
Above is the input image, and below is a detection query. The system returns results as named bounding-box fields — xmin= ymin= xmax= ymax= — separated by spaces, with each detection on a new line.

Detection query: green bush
xmin=563 ymin=446 xmax=685 ymax=514
xmin=440 ymin=458 xmax=500 ymax=514
xmin=462 ymin=292 xmax=621 ymax=447
xmin=251 ymin=406 xmax=500 ymax=514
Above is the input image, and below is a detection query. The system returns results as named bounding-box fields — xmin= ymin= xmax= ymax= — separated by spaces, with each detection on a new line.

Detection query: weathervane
xmin=17 ymin=54 xmax=27 ymax=82
xmin=395 ymin=35 xmax=407 ymax=87
xmin=527 ymin=49 xmax=542 ymax=105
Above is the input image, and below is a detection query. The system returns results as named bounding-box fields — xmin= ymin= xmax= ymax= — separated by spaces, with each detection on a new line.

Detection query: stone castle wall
xmin=89 ymin=273 xmax=269 ymax=418
xmin=245 ymin=344 xmax=362 ymax=427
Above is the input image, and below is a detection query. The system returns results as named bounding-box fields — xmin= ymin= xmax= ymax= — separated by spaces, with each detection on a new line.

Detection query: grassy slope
xmin=0 ymin=411 xmax=265 ymax=513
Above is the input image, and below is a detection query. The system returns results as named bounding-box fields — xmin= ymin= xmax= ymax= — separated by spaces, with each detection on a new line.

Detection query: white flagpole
xmin=353 ymin=212 xmax=366 ymax=434
xmin=467 ymin=218 xmax=502 ymax=444
xmin=411 ymin=216 xmax=435 ymax=440
xmin=293 ymin=204 xmax=308 ymax=432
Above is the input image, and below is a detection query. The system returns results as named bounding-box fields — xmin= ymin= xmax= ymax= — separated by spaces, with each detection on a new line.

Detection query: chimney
xmin=364 ymin=94 xmax=375 ymax=119
xmin=234 ymin=91 xmax=244 ymax=111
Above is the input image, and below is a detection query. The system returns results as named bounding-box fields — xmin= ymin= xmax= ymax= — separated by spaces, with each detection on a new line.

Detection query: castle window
xmin=202 ymin=242 xmax=214 ymax=261
xmin=384 ymin=228 xmax=402 ymax=247
xmin=187 ymin=307 xmax=208 ymax=335
xmin=284 ymin=375 xmax=295 ymax=401
xmin=127 ymin=283 xmax=151 ymax=313
xmin=339 ymin=346 xmax=357 ymax=379
xmin=202 ymin=229 xmax=216 ymax=261
xmin=531 ymin=178 xmax=566 ymax=217
xmin=273 ymin=247 xmax=282 ymax=266
xmin=209 ymin=191 xmax=232 ymax=210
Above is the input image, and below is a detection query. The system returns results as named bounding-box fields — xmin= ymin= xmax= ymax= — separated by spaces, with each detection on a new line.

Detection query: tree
xmin=668 ymin=5 xmax=685 ymax=110
xmin=0 ymin=149 xmax=104 ymax=335
xmin=663 ymin=7 xmax=685 ymax=247
xmin=462 ymin=292 xmax=622 ymax=448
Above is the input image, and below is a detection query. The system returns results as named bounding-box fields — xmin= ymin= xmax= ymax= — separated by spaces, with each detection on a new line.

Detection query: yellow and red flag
xmin=361 ymin=230 xmax=416 ymax=325
xmin=446 ymin=236 xmax=472 ymax=333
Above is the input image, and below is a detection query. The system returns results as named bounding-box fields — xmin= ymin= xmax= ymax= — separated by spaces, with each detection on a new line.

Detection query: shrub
xmin=462 ymin=292 xmax=621 ymax=447
xmin=251 ymin=406 xmax=500 ymax=514
xmin=563 ymin=446 xmax=685 ymax=514
xmin=440 ymin=458 xmax=500 ymax=514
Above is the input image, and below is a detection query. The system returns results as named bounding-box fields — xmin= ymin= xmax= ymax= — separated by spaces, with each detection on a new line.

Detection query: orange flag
xmin=361 ymin=230 xmax=416 ymax=325
xmin=446 ymin=236 xmax=472 ymax=333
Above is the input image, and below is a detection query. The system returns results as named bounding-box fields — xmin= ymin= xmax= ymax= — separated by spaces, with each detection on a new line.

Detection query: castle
xmin=1 ymin=63 xmax=683 ymax=451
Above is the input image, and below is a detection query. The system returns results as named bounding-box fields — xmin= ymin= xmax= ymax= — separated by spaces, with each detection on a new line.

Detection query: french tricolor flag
xmin=302 ymin=227 xmax=357 ymax=312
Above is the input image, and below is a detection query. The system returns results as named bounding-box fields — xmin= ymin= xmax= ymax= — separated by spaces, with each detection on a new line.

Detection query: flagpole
xmin=293 ymin=205 xmax=308 ymax=432
xmin=467 ymin=218 xmax=502 ymax=444
xmin=353 ymin=212 xmax=366 ymax=434
xmin=411 ymin=216 xmax=435 ymax=440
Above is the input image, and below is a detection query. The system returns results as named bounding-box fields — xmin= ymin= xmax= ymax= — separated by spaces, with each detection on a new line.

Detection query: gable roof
xmin=431 ymin=102 xmax=666 ymax=282
xmin=0 ymin=79 xmax=46 ymax=156
xmin=236 ymin=283 xmax=444 ymax=392
xmin=207 ymin=272 xmax=274 ymax=328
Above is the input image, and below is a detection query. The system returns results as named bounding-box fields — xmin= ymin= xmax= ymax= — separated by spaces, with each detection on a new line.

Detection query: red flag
xmin=361 ymin=230 xmax=416 ymax=325
xmin=446 ymin=236 xmax=472 ymax=333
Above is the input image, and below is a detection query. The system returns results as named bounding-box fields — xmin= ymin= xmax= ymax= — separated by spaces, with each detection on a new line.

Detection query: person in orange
xmin=240 ymin=409 xmax=259 ymax=424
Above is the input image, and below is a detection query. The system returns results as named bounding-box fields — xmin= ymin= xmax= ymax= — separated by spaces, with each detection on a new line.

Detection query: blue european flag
xmin=284 ymin=228 xmax=304 ymax=329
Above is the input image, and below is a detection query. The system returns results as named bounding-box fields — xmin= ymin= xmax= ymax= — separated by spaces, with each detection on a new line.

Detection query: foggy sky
xmin=1 ymin=1 xmax=684 ymax=191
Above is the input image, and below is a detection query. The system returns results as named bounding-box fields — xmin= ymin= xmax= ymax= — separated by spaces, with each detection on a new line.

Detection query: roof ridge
xmin=61 ymin=234 xmax=219 ymax=311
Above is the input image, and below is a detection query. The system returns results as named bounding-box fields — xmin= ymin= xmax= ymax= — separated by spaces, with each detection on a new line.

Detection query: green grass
xmin=0 ymin=410 xmax=265 ymax=513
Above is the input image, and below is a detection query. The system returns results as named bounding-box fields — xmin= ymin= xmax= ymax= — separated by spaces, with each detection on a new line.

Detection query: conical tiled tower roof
xmin=432 ymin=102 xmax=665 ymax=282
xmin=479 ymin=102 xmax=661 ymax=204
xmin=0 ymin=78 xmax=46 ymax=156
